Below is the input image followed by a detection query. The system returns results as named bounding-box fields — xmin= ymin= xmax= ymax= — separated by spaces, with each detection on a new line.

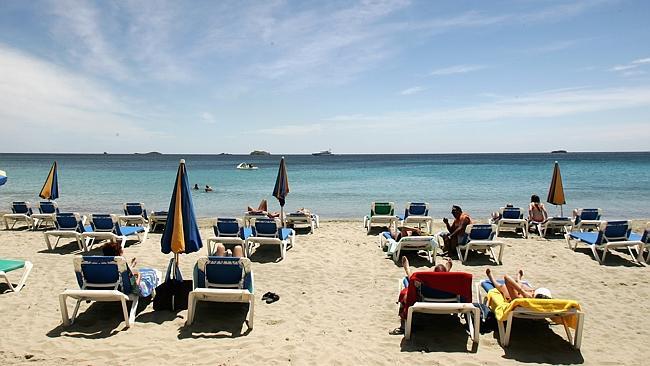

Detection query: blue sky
xmin=0 ymin=0 xmax=649 ymax=154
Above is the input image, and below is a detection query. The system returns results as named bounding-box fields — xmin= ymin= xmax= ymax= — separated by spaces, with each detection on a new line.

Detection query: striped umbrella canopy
xmin=272 ymin=156 xmax=290 ymax=227
xmin=0 ymin=170 xmax=7 ymax=186
xmin=39 ymin=161 xmax=59 ymax=200
xmin=547 ymin=161 xmax=566 ymax=216
xmin=161 ymin=159 xmax=202 ymax=276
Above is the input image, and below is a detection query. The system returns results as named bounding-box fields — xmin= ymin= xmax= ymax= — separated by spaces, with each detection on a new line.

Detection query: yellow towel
xmin=486 ymin=289 xmax=582 ymax=329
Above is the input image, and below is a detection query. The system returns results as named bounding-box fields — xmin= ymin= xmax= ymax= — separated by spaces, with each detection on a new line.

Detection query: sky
xmin=0 ymin=0 xmax=649 ymax=154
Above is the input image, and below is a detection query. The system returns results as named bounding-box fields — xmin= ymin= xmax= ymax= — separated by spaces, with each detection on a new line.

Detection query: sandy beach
xmin=1 ymin=218 xmax=649 ymax=365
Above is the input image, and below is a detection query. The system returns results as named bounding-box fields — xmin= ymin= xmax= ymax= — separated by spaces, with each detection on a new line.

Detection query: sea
xmin=0 ymin=152 xmax=648 ymax=220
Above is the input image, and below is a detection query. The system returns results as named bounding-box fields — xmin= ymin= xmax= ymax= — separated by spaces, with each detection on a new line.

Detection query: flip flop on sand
xmin=388 ymin=327 xmax=405 ymax=335
xmin=262 ymin=291 xmax=273 ymax=301
xmin=266 ymin=293 xmax=280 ymax=304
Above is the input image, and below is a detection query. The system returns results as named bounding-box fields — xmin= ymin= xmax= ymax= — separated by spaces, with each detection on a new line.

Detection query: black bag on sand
xmin=153 ymin=258 xmax=193 ymax=311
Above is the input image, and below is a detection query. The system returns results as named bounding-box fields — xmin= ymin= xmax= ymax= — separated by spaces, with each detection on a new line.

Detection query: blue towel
xmin=135 ymin=268 xmax=158 ymax=297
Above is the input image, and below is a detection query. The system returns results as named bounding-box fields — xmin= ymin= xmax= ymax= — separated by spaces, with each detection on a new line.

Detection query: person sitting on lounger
xmin=485 ymin=268 xmax=552 ymax=301
xmin=101 ymin=241 xmax=159 ymax=297
xmin=528 ymin=194 xmax=548 ymax=232
xmin=390 ymin=256 xmax=454 ymax=334
xmin=440 ymin=205 xmax=472 ymax=257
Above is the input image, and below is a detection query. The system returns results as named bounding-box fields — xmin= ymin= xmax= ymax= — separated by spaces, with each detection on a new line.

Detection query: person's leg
xmin=215 ymin=243 xmax=226 ymax=256
xmin=232 ymin=245 xmax=244 ymax=258
xmin=504 ymin=274 xmax=533 ymax=298
xmin=486 ymin=268 xmax=511 ymax=301
xmin=444 ymin=257 xmax=453 ymax=271
xmin=401 ymin=256 xmax=412 ymax=277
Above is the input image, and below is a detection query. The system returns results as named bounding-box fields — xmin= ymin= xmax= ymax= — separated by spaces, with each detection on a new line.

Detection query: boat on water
xmin=236 ymin=162 xmax=258 ymax=170
xmin=312 ymin=149 xmax=333 ymax=156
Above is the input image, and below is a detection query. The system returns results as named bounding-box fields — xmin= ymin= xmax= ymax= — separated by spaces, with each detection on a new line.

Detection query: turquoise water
xmin=0 ymin=152 xmax=648 ymax=219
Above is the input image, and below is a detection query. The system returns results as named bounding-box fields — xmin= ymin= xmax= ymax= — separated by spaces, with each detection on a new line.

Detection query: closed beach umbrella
xmin=39 ymin=161 xmax=59 ymax=200
xmin=272 ymin=156 xmax=290 ymax=227
xmin=0 ymin=170 xmax=7 ymax=186
xmin=161 ymin=159 xmax=202 ymax=277
xmin=547 ymin=161 xmax=566 ymax=216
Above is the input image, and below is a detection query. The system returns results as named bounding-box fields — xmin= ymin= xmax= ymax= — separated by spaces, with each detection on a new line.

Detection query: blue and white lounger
xmin=496 ymin=207 xmax=528 ymax=239
xmin=572 ymin=208 xmax=603 ymax=232
xmin=32 ymin=201 xmax=60 ymax=230
xmin=82 ymin=214 xmax=149 ymax=250
xmin=245 ymin=218 xmax=295 ymax=260
xmin=399 ymin=202 xmax=433 ymax=233
xmin=119 ymin=202 xmax=149 ymax=227
xmin=186 ymin=256 xmax=255 ymax=328
xmin=629 ymin=223 xmax=650 ymax=263
xmin=381 ymin=231 xmax=437 ymax=264
xmin=43 ymin=213 xmax=91 ymax=251
xmin=206 ymin=218 xmax=253 ymax=255
xmin=59 ymin=256 xmax=160 ymax=328
xmin=454 ymin=224 xmax=505 ymax=265
xmin=0 ymin=258 xmax=33 ymax=293
xmin=565 ymin=220 xmax=643 ymax=264
xmin=3 ymin=201 xmax=34 ymax=230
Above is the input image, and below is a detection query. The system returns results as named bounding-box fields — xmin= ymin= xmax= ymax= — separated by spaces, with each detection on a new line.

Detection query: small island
xmin=551 ymin=150 xmax=568 ymax=154
xmin=134 ymin=151 xmax=163 ymax=155
xmin=250 ymin=150 xmax=271 ymax=156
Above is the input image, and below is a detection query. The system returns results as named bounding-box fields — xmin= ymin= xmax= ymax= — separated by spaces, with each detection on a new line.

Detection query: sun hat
xmin=534 ymin=287 xmax=552 ymax=299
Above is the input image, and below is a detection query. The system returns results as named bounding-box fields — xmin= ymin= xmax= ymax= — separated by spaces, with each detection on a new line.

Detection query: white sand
xmin=1 ymin=218 xmax=649 ymax=365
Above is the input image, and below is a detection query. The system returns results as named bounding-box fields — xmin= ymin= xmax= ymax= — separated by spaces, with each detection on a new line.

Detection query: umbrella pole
xmin=560 ymin=205 xmax=563 ymax=217
xmin=173 ymin=253 xmax=179 ymax=280
xmin=280 ymin=206 xmax=285 ymax=228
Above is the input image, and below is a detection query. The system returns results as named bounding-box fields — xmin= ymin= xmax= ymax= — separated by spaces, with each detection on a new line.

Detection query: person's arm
xmin=442 ymin=217 xmax=452 ymax=232
xmin=449 ymin=216 xmax=470 ymax=237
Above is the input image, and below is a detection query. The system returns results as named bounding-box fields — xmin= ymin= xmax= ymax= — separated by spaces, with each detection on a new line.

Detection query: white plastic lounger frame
xmin=207 ymin=218 xmax=246 ymax=255
xmin=186 ymin=257 xmax=255 ymax=329
xmin=475 ymin=282 xmax=584 ymax=349
xmin=572 ymin=208 xmax=603 ymax=232
xmin=3 ymin=201 xmax=34 ymax=230
xmin=245 ymin=218 xmax=295 ymax=260
xmin=400 ymin=278 xmax=480 ymax=343
xmin=149 ymin=211 xmax=168 ymax=232
xmin=32 ymin=201 xmax=59 ymax=230
xmin=496 ymin=207 xmax=528 ymax=239
xmin=454 ymin=224 xmax=505 ymax=265
xmin=401 ymin=202 xmax=433 ymax=233
xmin=385 ymin=235 xmax=437 ymax=264
xmin=243 ymin=212 xmax=269 ymax=227
xmin=82 ymin=214 xmax=149 ymax=251
xmin=538 ymin=217 xmax=573 ymax=237
xmin=59 ymin=256 xmax=160 ymax=328
xmin=43 ymin=213 xmax=89 ymax=252
xmin=118 ymin=202 xmax=149 ymax=227
xmin=565 ymin=220 xmax=643 ymax=264
xmin=363 ymin=202 xmax=398 ymax=234
xmin=285 ymin=211 xmax=320 ymax=234
xmin=0 ymin=260 xmax=33 ymax=293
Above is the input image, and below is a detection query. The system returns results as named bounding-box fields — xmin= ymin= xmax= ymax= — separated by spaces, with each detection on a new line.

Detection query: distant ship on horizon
xmin=312 ymin=149 xmax=333 ymax=156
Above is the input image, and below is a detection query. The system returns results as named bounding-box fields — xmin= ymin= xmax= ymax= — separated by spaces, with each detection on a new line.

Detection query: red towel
xmin=399 ymin=272 xmax=473 ymax=319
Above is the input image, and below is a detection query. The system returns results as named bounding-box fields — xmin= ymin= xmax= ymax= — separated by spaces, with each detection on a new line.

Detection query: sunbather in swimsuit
xmin=102 ymin=241 xmax=158 ymax=297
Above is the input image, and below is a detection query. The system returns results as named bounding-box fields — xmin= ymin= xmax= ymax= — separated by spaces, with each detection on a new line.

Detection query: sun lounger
xmin=285 ymin=210 xmax=320 ymax=234
xmin=565 ymin=220 xmax=644 ymax=264
xmin=381 ymin=232 xmax=436 ymax=264
xmin=3 ymin=201 xmax=34 ymax=230
xmin=496 ymin=207 xmax=528 ymax=238
xmin=363 ymin=202 xmax=398 ymax=233
xmin=59 ymin=255 xmax=161 ymax=328
xmin=399 ymin=202 xmax=433 ymax=233
xmin=477 ymin=280 xmax=584 ymax=349
xmin=118 ymin=202 xmax=149 ymax=227
xmin=245 ymin=218 xmax=295 ymax=260
xmin=629 ymin=223 xmax=649 ymax=263
xmin=149 ymin=211 xmax=168 ymax=232
xmin=82 ymin=214 xmax=148 ymax=250
xmin=535 ymin=216 xmax=573 ymax=237
xmin=400 ymin=271 xmax=479 ymax=344
xmin=44 ymin=213 xmax=91 ymax=251
xmin=243 ymin=211 xmax=269 ymax=227
xmin=32 ymin=201 xmax=59 ymax=230
xmin=0 ymin=258 xmax=33 ymax=293
xmin=206 ymin=218 xmax=253 ymax=255
xmin=186 ymin=256 xmax=254 ymax=328
xmin=572 ymin=208 xmax=603 ymax=232
xmin=451 ymin=224 xmax=504 ymax=264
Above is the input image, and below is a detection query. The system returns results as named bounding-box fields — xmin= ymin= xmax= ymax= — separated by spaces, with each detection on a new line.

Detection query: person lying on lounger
xmin=246 ymin=199 xmax=280 ymax=218
xmin=388 ymin=226 xmax=425 ymax=241
xmin=212 ymin=243 xmax=244 ymax=258
xmin=102 ymin=241 xmax=159 ymax=297
xmin=390 ymin=256 xmax=454 ymax=335
xmin=485 ymin=268 xmax=552 ymax=301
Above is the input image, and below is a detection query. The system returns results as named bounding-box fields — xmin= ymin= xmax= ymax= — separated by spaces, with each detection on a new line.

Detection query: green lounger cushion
xmin=0 ymin=259 xmax=25 ymax=272
xmin=373 ymin=203 xmax=393 ymax=216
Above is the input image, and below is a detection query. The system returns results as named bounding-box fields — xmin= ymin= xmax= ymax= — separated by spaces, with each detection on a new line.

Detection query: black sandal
xmin=266 ymin=293 xmax=280 ymax=304
xmin=262 ymin=291 xmax=273 ymax=301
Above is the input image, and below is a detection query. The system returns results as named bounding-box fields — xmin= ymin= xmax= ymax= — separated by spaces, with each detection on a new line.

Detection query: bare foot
xmin=486 ymin=268 xmax=492 ymax=276
xmin=445 ymin=258 xmax=453 ymax=271
xmin=517 ymin=269 xmax=524 ymax=281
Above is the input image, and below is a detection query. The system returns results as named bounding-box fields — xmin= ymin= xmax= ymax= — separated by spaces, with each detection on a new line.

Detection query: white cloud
xmin=610 ymin=56 xmax=650 ymax=74
xmin=399 ymin=86 xmax=425 ymax=95
xmin=200 ymin=112 xmax=216 ymax=124
xmin=0 ymin=44 xmax=165 ymax=152
xmin=430 ymin=64 xmax=485 ymax=76
xmin=632 ymin=57 xmax=650 ymax=64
